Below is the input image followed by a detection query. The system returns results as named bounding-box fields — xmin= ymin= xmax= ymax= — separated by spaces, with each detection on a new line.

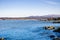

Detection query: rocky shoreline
xmin=44 ymin=26 xmax=60 ymax=40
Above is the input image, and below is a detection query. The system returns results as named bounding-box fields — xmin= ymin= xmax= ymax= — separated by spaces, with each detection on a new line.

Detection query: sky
xmin=0 ymin=0 xmax=60 ymax=17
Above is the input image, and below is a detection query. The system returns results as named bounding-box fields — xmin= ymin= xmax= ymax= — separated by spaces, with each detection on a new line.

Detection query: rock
xmin=53 ymin=37 xmax=60 ymax=40
xmin=44 ymin=26 xmax=55 ymax=30
xmin=49 ymin=35 xmax=55 ymax=38
xmin=53 ymin=21 xmax=60 ymax=23
xmin=53 ymin=27 xmax=60 ymax=33
xmin=0 ymin=38 xmax=4 ymax=40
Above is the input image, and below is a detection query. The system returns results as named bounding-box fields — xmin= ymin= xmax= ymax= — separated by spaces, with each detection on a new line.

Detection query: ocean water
xmin=0 ymin=20 xmax=60 ymax=40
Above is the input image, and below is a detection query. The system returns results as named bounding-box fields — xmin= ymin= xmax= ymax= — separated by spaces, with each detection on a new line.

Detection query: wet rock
xmin=49 ymin=35 xmax=55 ymax=38
xmin=53 ymin=27 xmax=60 ymax=33
xmin=0 ymin=38 xmax=4 ymax=40
xmin=53 ymin=37 xmax=60 ymax=40
xmin=44 ymin=26 xmax=55 ymax=30
xmin=53 ymin=21 xmax=60 ymax=23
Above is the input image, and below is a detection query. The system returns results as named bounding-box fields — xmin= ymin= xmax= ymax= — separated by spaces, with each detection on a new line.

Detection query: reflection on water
xmin=0 ymin=20 xmax=60 ymax=40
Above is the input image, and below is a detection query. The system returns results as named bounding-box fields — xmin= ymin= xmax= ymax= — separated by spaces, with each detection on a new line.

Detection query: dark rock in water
xmin=0 ymin=38 xmax=4 ymax=40
xmin=44 ymin=26 xmax=55 ymax=30
xmin=49 ymin=35 xmax=55 ymax=38
xmin=53 ymin=22 xmax=60 ymax=23
xmin=53 ymin=27 xmax=60 ymax=33
xmin=53 ymin=37 xmax=60 ymax=40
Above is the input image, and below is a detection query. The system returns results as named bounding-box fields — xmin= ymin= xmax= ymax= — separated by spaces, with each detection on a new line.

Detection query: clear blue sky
xmin=0 ymin=0 xmax=60 ymax=17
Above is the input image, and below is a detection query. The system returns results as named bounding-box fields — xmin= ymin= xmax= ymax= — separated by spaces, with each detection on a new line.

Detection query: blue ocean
xmin=0 ymin=20 xmax=60 ymax=40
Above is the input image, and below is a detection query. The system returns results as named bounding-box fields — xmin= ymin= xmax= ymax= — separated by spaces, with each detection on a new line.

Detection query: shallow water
xmin=0 ymin=20 xmax=60 ymax=40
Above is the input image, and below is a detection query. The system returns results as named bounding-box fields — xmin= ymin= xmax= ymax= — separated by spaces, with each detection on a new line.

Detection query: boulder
xmin=44 ymin=26 xmax=55 ymax=30
xmin=53 ymin=37 xmax=60 ymax=40
xmin=53 ymin=21 xmax=60 ymax=23
xmin=49 ymin=35 xmax=55 ymax=38
xmin=0 ymin=38 xmax=4 ymax=40
xmin=53 ymin=27 xmax=60 ymax=33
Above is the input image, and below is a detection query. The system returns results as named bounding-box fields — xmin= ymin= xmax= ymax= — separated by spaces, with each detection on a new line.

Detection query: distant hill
xmin=0 ymin=15 xmax=60 ymax=20
xmin=43 ymin=15 xmax=60 ymax=18
xmin=28 ymin=15 xmax=60 ymax=18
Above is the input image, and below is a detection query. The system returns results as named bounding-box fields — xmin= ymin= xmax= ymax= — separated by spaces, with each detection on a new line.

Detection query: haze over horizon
xmin=0 ymin=0 xmax=60 ymax=17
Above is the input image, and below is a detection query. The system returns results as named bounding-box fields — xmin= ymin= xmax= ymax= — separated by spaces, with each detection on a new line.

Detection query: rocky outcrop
xmin=49 ymin=35 xmax=55 ymax=38
xmin=53 ymin=27 xmax=60 ymax=33
xmin=53 ymin=21 xmax=60 ymax=23
xmin=53 ymin=37 xmax=60 ymax=40
xmin=0 ymin=38 xmax=4 ymax=40
xmin=44 ymin=26 xmax=55 ymax=30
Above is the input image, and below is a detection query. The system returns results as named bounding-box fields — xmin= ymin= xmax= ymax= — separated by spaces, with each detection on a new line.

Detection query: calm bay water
xmin=0 ymin=20 xmax=60 ymax=40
